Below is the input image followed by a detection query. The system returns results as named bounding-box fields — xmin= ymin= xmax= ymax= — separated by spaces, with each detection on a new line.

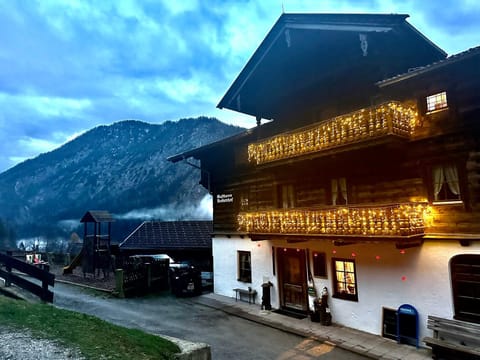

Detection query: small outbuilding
xmin=119 ymin=220 xmax=213 ymax=271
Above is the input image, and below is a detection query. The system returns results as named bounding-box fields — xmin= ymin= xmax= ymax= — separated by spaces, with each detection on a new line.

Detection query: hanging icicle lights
xmin=248 ymin=101 xmax=418 ymax=165
xmin=237 ymin=203 xmax=428 ymax=237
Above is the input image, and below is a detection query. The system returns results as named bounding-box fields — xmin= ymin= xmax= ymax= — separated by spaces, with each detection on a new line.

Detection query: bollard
xmin=114 ymin=269 xmax=125 ymax=298
xmin=145 ymin=262 xmax=151 ymax=289
xmin=261 ymin=281 xmax=273 ymax=310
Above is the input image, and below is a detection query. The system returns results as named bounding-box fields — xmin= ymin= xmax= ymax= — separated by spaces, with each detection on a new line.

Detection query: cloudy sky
xmin=0 ymin=0 xmax=479 ymax=172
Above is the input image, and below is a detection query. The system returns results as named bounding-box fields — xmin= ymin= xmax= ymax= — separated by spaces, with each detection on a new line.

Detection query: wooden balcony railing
xmin=237 ymin=203 xmax=428 ymax=238
xmin=248 ymin=101 xmax=418 ymax=165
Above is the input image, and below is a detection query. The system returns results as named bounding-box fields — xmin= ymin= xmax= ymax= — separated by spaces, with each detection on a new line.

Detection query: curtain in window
xmin=331 ymin=179 xmax=338 ymax=205
xmin=339 ymin=177 xmax=347 ymax=204
xmin=444 ymin=164 xmax=460 ymax=196
xmin=432 ymin=165 xmax=444 ymax=201
xmin=282 ymin=185 xmax=289 ymax=208
xmin=239 ymin=252 xmax=251 ymax=282
xmin=281 ymin=185 xmax=295 ymax=208
xmin=240 ymin=253 xmax=251 ymax=270
xmin=287 ymin=185 xmax=295 ymax=208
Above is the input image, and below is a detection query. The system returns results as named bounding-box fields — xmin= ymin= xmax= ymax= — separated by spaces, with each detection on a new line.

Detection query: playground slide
xmin=62 ymin=249 xmax=83 ymax=274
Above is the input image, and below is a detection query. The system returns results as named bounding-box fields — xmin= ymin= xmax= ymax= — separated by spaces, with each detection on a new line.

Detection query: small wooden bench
xmin=423 ymin=315 xmax=480 ymax=359
xmin=234 ymin=288 xmax=257 ymax=304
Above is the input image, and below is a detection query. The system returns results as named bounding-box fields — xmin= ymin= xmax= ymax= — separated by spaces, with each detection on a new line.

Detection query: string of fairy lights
xmin=248 ymin=101 xmax=418 ymax=165
xmin=237 ymin=203 xmax=428 ymax=237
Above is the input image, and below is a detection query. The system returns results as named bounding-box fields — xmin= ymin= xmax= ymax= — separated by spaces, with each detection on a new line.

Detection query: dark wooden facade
xmin=169 ymin=15 xmax=480 ymax=246
xmin=167 ymin=13 xmax=480 ymax=334
xmin=210 ymin=69 xmax=480 ymax=243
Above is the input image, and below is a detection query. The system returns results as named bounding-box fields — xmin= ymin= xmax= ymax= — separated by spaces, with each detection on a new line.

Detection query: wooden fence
xmin=114 ymin=256 xmax=169 ymax=297
xmin=0 ymin=252 xmax=55 ymax=302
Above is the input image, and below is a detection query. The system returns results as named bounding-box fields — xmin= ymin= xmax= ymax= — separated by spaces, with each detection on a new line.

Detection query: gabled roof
xmin=377 ymin=46 xmax=480 ymax=87
xmin=119 ymin=221 xmax=212 ymax=250
xmin=217 ymin=13 xmax=446 ymax=122
xmin=80 ymin=210 xmax=114 ymax=223
xmin=167 ymin=127 xmax=255 ymax=163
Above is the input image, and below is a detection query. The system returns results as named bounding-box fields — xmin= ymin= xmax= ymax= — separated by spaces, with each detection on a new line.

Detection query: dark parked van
xmin=169 ymin=261 xmax=202 ymax=296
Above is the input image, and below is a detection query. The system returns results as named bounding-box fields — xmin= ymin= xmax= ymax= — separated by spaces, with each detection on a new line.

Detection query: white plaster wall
xmin=213 ymin=235 xmax=480 ymax=343
xmin=212 ymin=236 xmax=277 ymax=303
xmin=306 ymin=240 xmax=479 ymax=341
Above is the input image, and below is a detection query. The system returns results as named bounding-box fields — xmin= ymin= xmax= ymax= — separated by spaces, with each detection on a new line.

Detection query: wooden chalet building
xmin=169 ymin=13 xmax=480 ymax=342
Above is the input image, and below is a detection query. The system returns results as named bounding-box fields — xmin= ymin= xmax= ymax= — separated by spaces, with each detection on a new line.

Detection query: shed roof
xmin=119 ymin=221 xmax=212 ymax=250
xmin=80 ymin=210 xmax=115 ymax=223
xmin=217 ymin=13 xmax=446 ymax=122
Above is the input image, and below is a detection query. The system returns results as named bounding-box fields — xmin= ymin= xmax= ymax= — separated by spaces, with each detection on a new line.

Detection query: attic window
xmin=426 ymin=91 xmax=448 ymax=113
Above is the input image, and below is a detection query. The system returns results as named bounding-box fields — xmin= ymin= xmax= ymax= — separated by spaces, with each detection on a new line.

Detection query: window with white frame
xmin=331 ymin=177 xmax=347 ymax=205
xmin=332 ymin=258 xmax=358 ymax=301
xmin=238 ymin=251 xmax=252 ymax=283
xmin=426 ymin=91 xmax=448 ymax=112
xmin=432 ymin=164 xmax=461 ymax=203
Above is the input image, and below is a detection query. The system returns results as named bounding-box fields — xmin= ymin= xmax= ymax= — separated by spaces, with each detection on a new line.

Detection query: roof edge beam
xmin=285 ymin=23 xmax=392 ymax=32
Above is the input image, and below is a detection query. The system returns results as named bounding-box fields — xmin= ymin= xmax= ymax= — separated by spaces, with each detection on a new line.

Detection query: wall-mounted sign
xmin=217 ymin=193 xmax=234 ymax=204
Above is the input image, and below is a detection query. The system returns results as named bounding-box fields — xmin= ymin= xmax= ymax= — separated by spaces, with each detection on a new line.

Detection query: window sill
xmin=237 ymin=279 xmax=252 ymax=283
xmin=426 ymin=106 xmax=449 ymax=115
xmin=332 ymin=294 xmax=358 ymax=302
xmin=432 ymin=200 xmax=463 ymax=206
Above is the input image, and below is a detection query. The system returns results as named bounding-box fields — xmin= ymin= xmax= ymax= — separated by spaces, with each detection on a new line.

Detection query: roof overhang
xmin=80 ymin=210 xmax=114 ymax=223
xmin=167 ymin=127 xmax=255 ymax=163
xmin=377 ymin=46 xmax=480 ymax=87
xmin=217 ymin=13 xmax=446 ymax=122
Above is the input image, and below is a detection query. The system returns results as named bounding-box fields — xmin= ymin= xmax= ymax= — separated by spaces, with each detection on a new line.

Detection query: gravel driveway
xmin=0 ymin=325 xmax=84 ymax=360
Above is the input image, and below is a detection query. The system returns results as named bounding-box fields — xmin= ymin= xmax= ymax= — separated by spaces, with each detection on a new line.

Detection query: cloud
xmin=5 ymin=93 xmax=92 ymax=118
xmin=17 ymin=136 xmax=64 ymax=156
xmin=115 ymin=194 xmax=213 ymax=221
xmin=57 ymin=219 xmax=81 ymax=233
xmin=0 ymin=0 xmax=478 ymax=171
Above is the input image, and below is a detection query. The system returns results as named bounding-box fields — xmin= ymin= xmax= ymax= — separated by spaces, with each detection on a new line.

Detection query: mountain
xmin=0 ymin=117 xmax=244 ymax=248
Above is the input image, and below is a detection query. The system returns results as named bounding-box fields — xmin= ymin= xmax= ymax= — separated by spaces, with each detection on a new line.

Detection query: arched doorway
xmin=450 ymin=254 xmax=480 ymax=324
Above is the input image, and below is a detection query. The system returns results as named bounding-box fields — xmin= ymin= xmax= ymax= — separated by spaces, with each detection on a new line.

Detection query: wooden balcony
xmin=237 ymin=203 xmax=428 ymax=238
xmin=248 ymin=101 xmax=418 ymax=165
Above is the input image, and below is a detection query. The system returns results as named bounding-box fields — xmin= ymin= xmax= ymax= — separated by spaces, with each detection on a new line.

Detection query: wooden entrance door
xmin=277 ymin=248 xmax=308 ymax=311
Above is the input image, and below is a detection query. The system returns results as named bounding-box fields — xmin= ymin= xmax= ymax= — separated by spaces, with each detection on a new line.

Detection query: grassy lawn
xmin=0 ymin=295 xmax=180 ymax=359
